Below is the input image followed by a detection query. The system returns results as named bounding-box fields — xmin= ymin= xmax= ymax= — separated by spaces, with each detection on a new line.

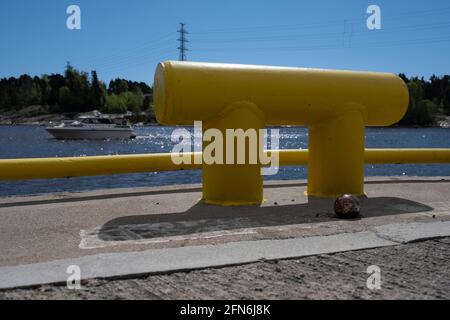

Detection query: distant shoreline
xmin=1 ymin=106 xmax=449 ymax=128
xmin=1 ymin=117 xmax=449 ymax=129
xmin=0 ymin=109 xmax=157 ymax=127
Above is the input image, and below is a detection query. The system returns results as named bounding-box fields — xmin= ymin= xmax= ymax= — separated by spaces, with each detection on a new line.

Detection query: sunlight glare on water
xmin=0 ymin=125 xmax=449 ymax=197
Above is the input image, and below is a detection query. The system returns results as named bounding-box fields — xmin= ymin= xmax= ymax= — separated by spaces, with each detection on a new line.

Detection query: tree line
xmin=0 ymin=68 xmax=449 ymax=126
xmin=398 ymin=74 xmax=450 ymax=125
xmin=0 ymin=66 xmax=154 ymax=122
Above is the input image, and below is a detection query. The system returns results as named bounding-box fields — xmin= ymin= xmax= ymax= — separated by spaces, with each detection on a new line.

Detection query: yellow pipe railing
xmin=364 ymin=149 xmax=450 ymax=164
xmin=0 ymin=149 xmax=449 ymax=181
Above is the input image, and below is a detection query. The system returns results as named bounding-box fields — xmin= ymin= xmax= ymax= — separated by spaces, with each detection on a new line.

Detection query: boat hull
xmin=46 ymin=127 xmax=136 ymax=140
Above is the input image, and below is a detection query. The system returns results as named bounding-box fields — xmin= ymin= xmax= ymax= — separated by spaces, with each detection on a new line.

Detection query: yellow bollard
xmin=154 ymin=61 xmax=409 ymax=204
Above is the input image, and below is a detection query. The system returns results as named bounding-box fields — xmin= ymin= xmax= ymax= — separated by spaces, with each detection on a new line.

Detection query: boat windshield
xmin=81 ymin=118 xmax=114 ymax=124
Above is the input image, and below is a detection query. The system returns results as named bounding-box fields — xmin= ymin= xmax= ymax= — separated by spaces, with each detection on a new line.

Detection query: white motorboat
xmin=46 ymin=115 xmax=136 ymax=140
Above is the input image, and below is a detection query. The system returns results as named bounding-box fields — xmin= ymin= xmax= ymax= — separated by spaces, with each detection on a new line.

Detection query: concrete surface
xmin=0 ymin=177 xmax=449 ymax=267
xmin=2 ymin=237 xmax=449 ymax=300
xmin=0 ymin=221 xmax=449 ymax=290
xmin=0 ymin=176 xmax=449 ymax=293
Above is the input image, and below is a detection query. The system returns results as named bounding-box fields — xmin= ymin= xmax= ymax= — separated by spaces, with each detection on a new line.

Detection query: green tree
xmin=61 ymin=66 xmax=91 ymax=112
xmin=89 ymin=71 xmax=106 ymax=109
xmin=58 ymin=86 xmax=71 ymax=110
xmin=104 ymin=94 xmax=127 ymax=114
xmin=108 ymin=79 xmax=129 ymax=94
xmin=400 ymin=79 xmax=439 ymax=125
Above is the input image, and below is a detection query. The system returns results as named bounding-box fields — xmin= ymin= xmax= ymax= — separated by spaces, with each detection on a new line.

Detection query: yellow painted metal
xmin=154 ymin=61 xmax=409 ymax=202
xmin=154 ymin=61 xmax=408 ymax=126
xmin=365 ymin=148 xmax=450 ymax=164
xmin=0 ymin=149 xmax=449 ymax=181
xmin=308 ymin=108 xmax=366 ymax=197
xmin=0 ymin=153 xmax=200 ymax=181
xmin=276 ymin=149 xmax=309 ymax=165
xmin=201 ymin=101 xmax=265 ymax=205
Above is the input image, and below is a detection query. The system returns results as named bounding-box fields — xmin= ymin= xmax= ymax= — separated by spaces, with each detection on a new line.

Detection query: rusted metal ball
xmin=334 ymin=194 xmax=361 ymax=219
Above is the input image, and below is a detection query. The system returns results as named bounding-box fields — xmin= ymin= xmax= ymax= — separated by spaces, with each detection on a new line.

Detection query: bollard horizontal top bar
xmin=154 ymin=61 xmax=409 ymax=126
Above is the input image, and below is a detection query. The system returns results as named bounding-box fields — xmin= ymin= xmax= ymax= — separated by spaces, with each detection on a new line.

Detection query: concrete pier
xmin=0 ymin=176 xmax=449 ymax=295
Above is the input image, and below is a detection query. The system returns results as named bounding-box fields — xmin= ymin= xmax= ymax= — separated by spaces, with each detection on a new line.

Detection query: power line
xmin=191 ymin=5 xmax=450 ymax=35
xmin=190 ymin=20 xmax=450 ymax=44
xmin=95 ymin=48 xmax=175 ymax=74
xmin=81 ymin=32 xmax=175 ymax=65
xmin=188 ymin=20 xmax=450 ymax=53
xmin=85 ymin=44 xmax=175 ymax=70
xmin=193 ymin=35 xmax=450 ymax=53
xmin=177 ymin=23 xmax=189 ymax=61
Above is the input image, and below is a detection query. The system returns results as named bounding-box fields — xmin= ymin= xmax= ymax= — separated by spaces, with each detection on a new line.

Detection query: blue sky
xmin=1 ymin=0 xmax=449 ymax=85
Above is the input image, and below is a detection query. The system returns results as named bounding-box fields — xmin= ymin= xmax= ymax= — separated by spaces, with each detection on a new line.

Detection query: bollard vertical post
xmin=202 ymin=101 xmax=265 ymax=205
xmin=308 ymin=107 xmax=366 ymax=197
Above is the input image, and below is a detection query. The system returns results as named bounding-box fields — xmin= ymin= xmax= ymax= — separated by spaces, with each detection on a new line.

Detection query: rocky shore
xmin=1 ymin=105 xmax=450 ymax=128
xmin=0 ymin=105 xmax=156 ymax=126
xmin=0 ymin=106 xmax=69 ymax=126
xmin=438 ymin=116 xmax=450 ymax=128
